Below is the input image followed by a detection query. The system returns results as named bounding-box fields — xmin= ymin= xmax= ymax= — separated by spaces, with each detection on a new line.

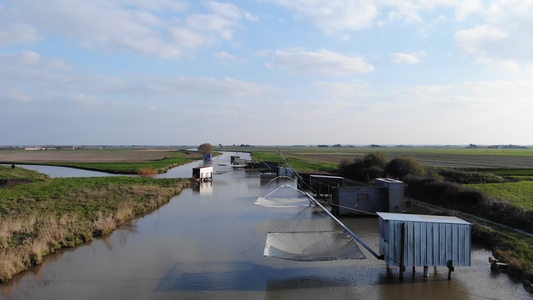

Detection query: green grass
xmin=0 ymin=174 xmax=185 ymax=216
xmin=0 ymin=165 xmax=48 ymax=182
xmin=0 ymin=166 xmax=190 ymax=282
xmin=221 ymin=146 xmax=533 ymax=156
xmin=467 ymin=181 xmax=533 ymax=210
xmin=251 ymin=151 xmax=336 ymax=172
xmin=18 ymin=154 xmax=200 ymax=174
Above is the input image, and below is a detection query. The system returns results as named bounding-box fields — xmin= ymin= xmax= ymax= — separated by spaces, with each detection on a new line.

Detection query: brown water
xmin=1 ymin=153 xmax=531 ymax=299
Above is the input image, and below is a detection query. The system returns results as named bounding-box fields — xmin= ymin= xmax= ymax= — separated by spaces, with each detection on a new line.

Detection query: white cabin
xmin=192 ymin=166 xmax=213 ymax=182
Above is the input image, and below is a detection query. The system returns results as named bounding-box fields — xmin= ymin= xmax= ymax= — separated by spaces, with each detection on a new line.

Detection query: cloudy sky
xmin=1 ymin=0 xmax=532 ymax=146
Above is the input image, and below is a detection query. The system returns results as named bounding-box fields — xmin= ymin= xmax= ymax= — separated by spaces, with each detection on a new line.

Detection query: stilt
xmin=423 ymin=266 xmax=429 ymax=277
xmin=447 ymin=260 xmax=454 ymax=280
xmin=399 ymin=223 xmax=405 ymax=280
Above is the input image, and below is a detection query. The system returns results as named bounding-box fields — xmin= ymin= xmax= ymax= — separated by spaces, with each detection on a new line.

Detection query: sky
xmin=1 ymin=0 xmax=533 ymax=146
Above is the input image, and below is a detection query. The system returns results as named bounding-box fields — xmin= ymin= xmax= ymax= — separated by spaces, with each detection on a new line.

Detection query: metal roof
xmin=377 ymin=212 xmax=470 ymax=225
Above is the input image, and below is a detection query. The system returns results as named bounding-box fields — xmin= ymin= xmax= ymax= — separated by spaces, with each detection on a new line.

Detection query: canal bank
xmin=1 ymin=153 xmax=531 ymax=299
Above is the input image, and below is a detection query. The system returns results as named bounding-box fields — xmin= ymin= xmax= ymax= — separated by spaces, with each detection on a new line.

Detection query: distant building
xmin=331 ymin=178 xmax=404 ymax=216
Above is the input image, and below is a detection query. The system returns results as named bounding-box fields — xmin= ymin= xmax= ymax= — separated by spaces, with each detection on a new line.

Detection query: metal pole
xmin=306 ymin=192 xmax=383 ymax=260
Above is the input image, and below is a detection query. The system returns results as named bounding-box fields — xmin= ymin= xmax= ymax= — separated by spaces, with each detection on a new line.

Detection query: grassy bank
xmin=8 ymin=152 xmax=203 ymax=175
xmin=467 ymin=181 xmax=533 ymax=210
xmin=0 ymin=166 xmax=190 ymax=282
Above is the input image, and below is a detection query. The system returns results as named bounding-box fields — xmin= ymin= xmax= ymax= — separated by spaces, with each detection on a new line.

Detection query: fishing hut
xmin=377 ymin=212 xmax=471 ymax=280
xmin=192 ymin=166 xmax=213 ymax=182
xmin=309 ymin=175 xmax=344 ymax=198
xmin=230 ymin=156 xmax=246 ymax=167
xmin=331 ymin=178 xmax=404 ymax=216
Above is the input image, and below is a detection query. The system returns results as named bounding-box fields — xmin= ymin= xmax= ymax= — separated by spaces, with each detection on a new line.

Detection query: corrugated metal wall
xmin=381 ymin=219 xmax=471 ymax=267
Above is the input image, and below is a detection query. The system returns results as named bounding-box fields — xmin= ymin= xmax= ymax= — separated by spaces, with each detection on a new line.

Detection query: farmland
xmin=0 ymin=147 xmax=203 ymax=174
xmin=232 ymin=146 xmax=533 ymax=176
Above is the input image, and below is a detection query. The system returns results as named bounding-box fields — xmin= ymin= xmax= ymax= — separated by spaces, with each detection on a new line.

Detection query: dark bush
xmin=337 ymin=152 xmax=386 ymax=182
xmin=384 ymin=156 xmax=427 ymax=179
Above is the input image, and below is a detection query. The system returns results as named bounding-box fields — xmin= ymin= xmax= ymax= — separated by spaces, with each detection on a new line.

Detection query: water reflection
xmin=2 ymin=164 xmax=135 ymax=178
xmin=1 ymin=152 xmax=531 ymax=299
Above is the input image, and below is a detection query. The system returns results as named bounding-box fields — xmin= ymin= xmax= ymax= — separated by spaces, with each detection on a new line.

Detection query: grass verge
xmin=0 ymin=166 xmax=190 ymax=282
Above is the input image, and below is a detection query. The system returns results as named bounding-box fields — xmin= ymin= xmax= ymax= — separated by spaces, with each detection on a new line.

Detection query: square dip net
xmin=257 ymin=185 xmax=365 ymax=261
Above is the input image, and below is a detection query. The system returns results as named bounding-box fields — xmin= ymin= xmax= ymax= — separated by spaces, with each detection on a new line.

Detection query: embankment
xmin=0 ymin=169 xmax=191 ymax=283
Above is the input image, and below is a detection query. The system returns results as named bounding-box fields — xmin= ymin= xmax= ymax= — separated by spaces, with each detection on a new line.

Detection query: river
xmin=1 ymin=153 xmax=530 ymax=299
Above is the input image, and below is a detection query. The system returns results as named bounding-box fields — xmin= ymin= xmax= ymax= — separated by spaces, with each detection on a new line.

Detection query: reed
xmin=138 ymin=166 xmax=158 ymax=177
xmin=0 ymin=170 xmax=190 ymax=282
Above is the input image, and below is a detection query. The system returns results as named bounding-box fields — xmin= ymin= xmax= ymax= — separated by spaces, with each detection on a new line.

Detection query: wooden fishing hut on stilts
xmin=376 ymin=212 xmax=471 ymax=280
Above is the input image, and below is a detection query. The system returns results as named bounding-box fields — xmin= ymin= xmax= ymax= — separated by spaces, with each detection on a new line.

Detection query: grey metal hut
xmin=377 ymin=212 xmax=471 ymax=279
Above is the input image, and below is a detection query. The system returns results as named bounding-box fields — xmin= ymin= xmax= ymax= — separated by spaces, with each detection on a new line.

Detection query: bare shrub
xmin=138 ymin=167 xmax=158 ymax=177
xmin=92 ymin=212 xmax=116 ymax=236
xmin=115 ymin=200 xmax=136 ymax=222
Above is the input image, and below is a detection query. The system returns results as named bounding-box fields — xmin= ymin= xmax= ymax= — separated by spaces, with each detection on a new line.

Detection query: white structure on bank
xmin=192 ymin=166 xmax=213 ymax=182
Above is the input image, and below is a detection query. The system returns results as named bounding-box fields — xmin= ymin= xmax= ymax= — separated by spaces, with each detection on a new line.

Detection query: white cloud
xmin=4 ymin=89 xmax=33 ymax=102
xmin=255 ymin=49 xmax=272 ymax=57
xmin=455 ymin=24 xmax=506 ymax=55
xmin=390 ymin=51 xmax=425 ymax=64
xmin=243 ymin=11 xmax=259 ymax=22
xmin=0 ymin=22 xmax=43 ymax=47
xmin=205 ymin=1 xmax=242 ymax=19
xmin=74 ymin=93 xmax=102 ymax=108
xmin=3 ymin=1 xmax=250 ymax=58
xmin=454 ymin=1 xmax=533 ymax=71
xmin=262 ymin=0 xmax=378 ymax=31
xmin=267 ymin=49 xmax=374 ymax=77
xmin=1 ymin=50 xmax=281 ymax=102
xmin=213 ymin=51 xmax=245 ymax=63
xmin=262 ymin=0 xmax=488 ymax=33
xmin=315 ymin=81 xmax=373 ymax=98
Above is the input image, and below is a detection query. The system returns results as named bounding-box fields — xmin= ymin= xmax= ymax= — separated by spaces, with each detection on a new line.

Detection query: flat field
xmin=3 ymin=146 xmax=533 ymax=174
xmin=0 ymin=147 xmax=193 ymax=163
xmin=0 ymin=148 xmax=203 ymax=174
xmin=230 ymin=146 xmax=533 ymax=169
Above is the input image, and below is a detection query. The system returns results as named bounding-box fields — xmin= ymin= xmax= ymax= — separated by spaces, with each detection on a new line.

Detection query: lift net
xmin=255 ymin=184 xmax=311 ymax=208
xmin=263 ymin=205 xmax=365 ymax=261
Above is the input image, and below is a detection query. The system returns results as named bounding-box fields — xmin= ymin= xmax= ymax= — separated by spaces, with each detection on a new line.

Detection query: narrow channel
xmin=1 ymin=152 xmax=530 ymax=299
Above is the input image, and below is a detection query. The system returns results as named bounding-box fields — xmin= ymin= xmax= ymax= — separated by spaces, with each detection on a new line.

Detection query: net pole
xmin=305 ymin=192 xmax=383 ymax=260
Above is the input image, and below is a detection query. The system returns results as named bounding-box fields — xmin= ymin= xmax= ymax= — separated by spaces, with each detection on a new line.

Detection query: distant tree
xmin=361 ymin=152 xmax=387 ymax=169
xmin=383 ymin=156 xmax=427 ymax=179
xmin=198 ymin=143 xmax=213 ymax=155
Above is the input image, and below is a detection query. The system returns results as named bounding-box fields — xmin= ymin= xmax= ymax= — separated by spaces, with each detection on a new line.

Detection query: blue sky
xmin=1 ymin=0 xmax=532 ymax=146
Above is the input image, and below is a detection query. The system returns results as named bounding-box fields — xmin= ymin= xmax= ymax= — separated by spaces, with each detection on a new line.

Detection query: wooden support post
xmin=423 ymin=266 xmax=429 ymax=277
xmin=447 ymin=260 xmax=454 ymax=280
